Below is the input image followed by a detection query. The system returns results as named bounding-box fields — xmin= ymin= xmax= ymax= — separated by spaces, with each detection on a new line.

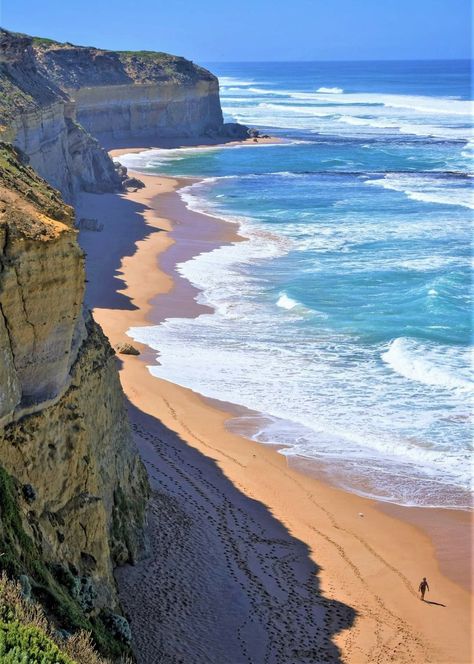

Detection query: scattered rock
xmin=114 ymin=342 xmax=140 ymax=356
xmin=22 ymin=483 xmax=36 ymax=503
xmin=124 ymin=176 xmax=145 ymax=190
xmin=114 ymin=163 xmax=128 ymax=179
xmin=76 ymin=217 xmax=104 ymax=232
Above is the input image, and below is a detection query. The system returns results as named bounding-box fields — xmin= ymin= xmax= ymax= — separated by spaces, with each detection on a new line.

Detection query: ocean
xmin=121 ymin=60 xmax=473 ymax=509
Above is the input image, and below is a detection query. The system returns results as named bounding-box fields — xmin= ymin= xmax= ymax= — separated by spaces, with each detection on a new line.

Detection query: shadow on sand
xmin=115 ymin=404 xmax=357 ymax=664
xmin=77 ymin=192 xmax=162 ymax=312
xmin=422 ymin=599 xmax=446 ymax=607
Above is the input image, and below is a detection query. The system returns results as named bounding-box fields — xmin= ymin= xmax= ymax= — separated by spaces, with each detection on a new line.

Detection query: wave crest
xmin=316 ymin=86 xmax=344 ymax=94
xmin=382 ymin=338 xmax=473 ymax=392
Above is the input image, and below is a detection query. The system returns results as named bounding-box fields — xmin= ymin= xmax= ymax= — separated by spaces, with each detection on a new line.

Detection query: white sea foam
xmin=382 ymin=338 xmax=474 ymax=393
xmin=221 ymin=83 xmax=473 ymax=141
xmin=219 ymin=77 xmax=257 ymax=87
xmin=316 ymin=86 xmax=344 ymax=94
xmin=366 ymin=173 xmax=474 ymax=209
xmin=123 ymin=71 xmax=473 ymax=509
xmin=276 ymin=292 xmax=299 ymax=309
xmin=126 ymin=175 xmax=472 ymax=507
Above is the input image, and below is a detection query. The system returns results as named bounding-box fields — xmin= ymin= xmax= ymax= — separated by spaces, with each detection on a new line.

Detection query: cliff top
xmin=0 ymin=143 xmax=74 ymax=240
xmin=31 ymin=35 xmax=217 ymax=89
xmin=0 ymin=28 xmax=67 ymax=125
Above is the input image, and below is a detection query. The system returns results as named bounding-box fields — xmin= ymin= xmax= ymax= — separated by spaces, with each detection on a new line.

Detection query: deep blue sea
xmin=122 ymin=61 xmax=473 ymax=509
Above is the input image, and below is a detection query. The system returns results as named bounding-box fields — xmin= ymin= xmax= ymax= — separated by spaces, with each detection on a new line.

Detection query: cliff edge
xmin=0 ymin=29 xmax=123 ymax=201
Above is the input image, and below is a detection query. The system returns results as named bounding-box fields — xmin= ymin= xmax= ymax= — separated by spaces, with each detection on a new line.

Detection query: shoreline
xmin=77 ymin=145 xmax=472 ymax=663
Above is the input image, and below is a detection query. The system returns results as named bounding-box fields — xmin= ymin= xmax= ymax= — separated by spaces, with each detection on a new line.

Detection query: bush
xmin=0 ymin=620 xmax=75 ymax=663
xmin=0 ymin=574 xmax=115 ymax=664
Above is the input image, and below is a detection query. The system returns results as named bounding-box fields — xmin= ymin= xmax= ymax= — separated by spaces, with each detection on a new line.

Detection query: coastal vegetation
xmin=0 ymin=467 xmax=131 ymax=660
xmin=0 ymin=571 xmax=120 ymax=663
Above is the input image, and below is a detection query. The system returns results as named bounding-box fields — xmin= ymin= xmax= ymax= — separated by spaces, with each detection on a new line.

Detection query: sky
xmin=1 ymin=0 xmax=472 ymax=62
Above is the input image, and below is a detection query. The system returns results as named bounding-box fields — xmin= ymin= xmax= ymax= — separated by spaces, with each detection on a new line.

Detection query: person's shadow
xmin=422 ymin=599 xmax=446 ymax=607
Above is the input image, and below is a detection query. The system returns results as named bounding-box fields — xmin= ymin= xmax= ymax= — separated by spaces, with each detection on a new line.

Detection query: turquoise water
xmin=123 ymin=61 xmax=473 ymax=508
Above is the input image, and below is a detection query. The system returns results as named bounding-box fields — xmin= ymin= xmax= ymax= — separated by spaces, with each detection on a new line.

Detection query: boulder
xmin=114 ymin=342 xmax=140 ymax=356
xmin=124 ymin=176 xmax=145 ymax=190
xmin=219 ymin=122 xmax=250 ymax=139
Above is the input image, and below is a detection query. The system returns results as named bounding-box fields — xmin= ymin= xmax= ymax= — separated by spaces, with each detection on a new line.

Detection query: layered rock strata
xmin=33 ymin=42 xmax=224 ymax=139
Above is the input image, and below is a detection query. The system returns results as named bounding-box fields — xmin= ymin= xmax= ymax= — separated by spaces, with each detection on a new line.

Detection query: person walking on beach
xmin=419 ymin=577 xmax=430 ymax=600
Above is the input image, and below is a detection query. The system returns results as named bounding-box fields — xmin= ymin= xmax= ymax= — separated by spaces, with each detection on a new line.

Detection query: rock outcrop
xmin=0 ymin=144 xmax=148 ymax=657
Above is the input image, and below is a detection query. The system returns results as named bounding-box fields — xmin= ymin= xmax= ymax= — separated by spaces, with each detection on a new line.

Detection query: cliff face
xmin=33 ymin=43 xmax=224 ymax=139
xmin=0 ymin=30 xmax=122 ymax=202
xmin=0 ymin=144 xmax=148 ymax=655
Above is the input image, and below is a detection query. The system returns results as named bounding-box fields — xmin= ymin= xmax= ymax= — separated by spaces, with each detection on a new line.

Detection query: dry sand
xmin=76 ymin=147 xmax=472 ymax=663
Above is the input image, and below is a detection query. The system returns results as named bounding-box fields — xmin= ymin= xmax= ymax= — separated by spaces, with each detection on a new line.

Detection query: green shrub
xmin=0 ymin=620 xmax=75 ymax=663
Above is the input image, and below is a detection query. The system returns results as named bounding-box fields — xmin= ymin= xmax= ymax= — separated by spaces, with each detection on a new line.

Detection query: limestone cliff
xmin=32 ymin=41 xmax=224 ymax=140
xmin=0 ymin=28 xmax=233 ymax=203
xmin=0 ymin=29 xmax=123 ymax=202
xmin=0 ymin=144 xmax=148 ymax=657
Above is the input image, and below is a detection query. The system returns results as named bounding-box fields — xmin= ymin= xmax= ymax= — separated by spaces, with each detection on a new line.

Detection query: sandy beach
xmin=76 ymin=146 xmax=472 ymax=663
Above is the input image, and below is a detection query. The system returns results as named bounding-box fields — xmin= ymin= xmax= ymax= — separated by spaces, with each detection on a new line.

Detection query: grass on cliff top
xmin=0 ymin=467 xmax=130 ymax=661
xmin=31 ymin=36 xmax=62 ymax=46
xmin=116 ymin=50 xmax=171 ymax=60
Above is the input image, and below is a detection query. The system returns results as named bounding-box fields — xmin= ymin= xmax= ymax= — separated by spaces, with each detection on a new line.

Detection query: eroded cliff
xmin=0 ymin=28 xmax=233 ymax=204
xmin=0 ymin=29 xmax=123 ymax=201
xmin=0 ymin=144 xmax=148 ymax=658
xmin=33 ymin=41 xmax=224 ymax=139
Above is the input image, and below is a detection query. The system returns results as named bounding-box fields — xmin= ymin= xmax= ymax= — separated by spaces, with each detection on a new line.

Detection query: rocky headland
xmin=0 ymin=28 xmax=251 ymax=202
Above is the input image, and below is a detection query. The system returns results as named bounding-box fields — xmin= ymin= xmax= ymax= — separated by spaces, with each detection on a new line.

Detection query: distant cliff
xmin=0 ymin=29 xmax=122 ymax=201
xmin=33 ymin=40 xmax=224 ymax=140
xmin=0 ymin=143 xmax=148 ymax=658
xmin=0 ymin=29 xmax=233 ymax=202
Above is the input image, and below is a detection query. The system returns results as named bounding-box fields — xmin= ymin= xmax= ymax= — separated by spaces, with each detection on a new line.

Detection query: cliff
xmin=0 ymin=29 xmax=123 ymax=202
xmin=32 ymin=41 xmax=224 ymax=140
xmin=0 ymin=29 xmax=233 ymax=203
xmin=0 ymin=144 xmax=148 ymax=658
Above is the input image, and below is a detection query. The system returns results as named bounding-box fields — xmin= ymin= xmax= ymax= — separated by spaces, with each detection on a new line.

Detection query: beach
xmin=76 ymin=149 xmax=472 ymax=663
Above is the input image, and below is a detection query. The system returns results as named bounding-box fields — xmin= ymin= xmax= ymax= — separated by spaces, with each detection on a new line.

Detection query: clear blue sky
xmin=1 ymin=0 xmax=471 ymax=62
